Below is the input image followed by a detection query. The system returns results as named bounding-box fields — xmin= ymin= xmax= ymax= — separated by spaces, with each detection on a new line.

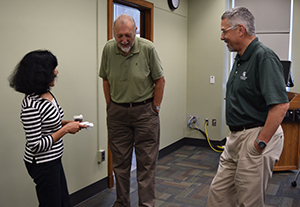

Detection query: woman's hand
xmin=65 ymin=121 xmax=87 ymax=134
xmin=62 ymin=120 xmax=74 ymax=126
xmin=51 ymin=121 xmax=87 ymax=142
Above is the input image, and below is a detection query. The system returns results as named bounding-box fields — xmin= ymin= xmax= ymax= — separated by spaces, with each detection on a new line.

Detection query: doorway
xmin=106 ymin=0 xmax=154 ymax=188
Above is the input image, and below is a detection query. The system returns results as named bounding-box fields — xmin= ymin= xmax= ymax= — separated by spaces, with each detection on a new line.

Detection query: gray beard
xmin=226 ymin=41 xmax=236 ymax=52
xmin=119 ymin=45 xmax=132 ymax=53
xmin=118 ymin=39 xmax=135 ymax=53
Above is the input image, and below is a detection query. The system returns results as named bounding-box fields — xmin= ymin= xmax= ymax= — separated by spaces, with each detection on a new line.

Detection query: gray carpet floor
xmin=75 ymin=145 xmax=300 ymax=207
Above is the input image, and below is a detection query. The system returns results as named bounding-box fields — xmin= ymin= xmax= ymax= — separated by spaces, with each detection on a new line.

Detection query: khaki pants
xmin=107 ymin=101 xmax=160 ymax=207
xmin=207 ymin=126 xmax=284 ymax=207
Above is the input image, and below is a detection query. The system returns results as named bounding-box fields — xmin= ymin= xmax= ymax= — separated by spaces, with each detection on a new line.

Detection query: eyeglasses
xmin=221 ymin=25 xmax=238 ymax=36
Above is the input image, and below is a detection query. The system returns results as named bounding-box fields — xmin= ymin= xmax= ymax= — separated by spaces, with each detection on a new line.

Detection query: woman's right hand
xmin=51 ymin=121 xmax=87 ymax=143
xmin=65 ymin=121 xmax=87 ymax=134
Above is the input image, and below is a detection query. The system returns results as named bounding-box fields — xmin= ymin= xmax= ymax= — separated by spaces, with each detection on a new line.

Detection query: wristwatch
xmin=155 ymin=106 xmax=160 ymax=111
xmin=255 ymin=137 xmax=267 ymax=148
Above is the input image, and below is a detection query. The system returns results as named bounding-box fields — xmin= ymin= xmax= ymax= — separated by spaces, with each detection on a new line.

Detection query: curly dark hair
xmin=9 ymin=50 xmax=58 ymax=95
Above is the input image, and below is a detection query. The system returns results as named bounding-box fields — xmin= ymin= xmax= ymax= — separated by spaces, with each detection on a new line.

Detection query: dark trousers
xmin=107 ymin=101 xmax=160 ymax=207
xmin=25 ymin=158 xmax=71 ymax=207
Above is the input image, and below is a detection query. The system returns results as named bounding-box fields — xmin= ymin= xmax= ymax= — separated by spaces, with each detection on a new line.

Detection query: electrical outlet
xmin=212 ymin=119 xmax=217 ymax=126
xmin=101 ymin=150 xmax=105 ymax=161
xmin=97 ymin=150 xmax=105 ymax=163
xmin=205 ymin=118 xmax=209 ymax=126
xmin=187 ymin=114 xmax=200 ymax=128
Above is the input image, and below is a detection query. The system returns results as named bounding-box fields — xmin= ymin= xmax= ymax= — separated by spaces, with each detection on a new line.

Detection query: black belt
xmin=229 ymin=122 xmax=264 ymax=132
xmin=111 ymin=98 xmax=153 ymax=107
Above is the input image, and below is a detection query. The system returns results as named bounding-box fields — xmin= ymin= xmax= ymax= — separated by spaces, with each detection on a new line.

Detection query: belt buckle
xmin=129 ymin=103 xmax=132 ymax=107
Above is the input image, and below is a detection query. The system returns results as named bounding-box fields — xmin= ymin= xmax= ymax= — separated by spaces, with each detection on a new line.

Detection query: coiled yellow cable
xmin=204 ymin=122 xmax=223 ymax=153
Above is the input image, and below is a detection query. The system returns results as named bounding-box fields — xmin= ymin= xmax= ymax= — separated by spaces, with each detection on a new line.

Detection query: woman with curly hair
xmin=9 ymin=50 xmax=86 ymax=207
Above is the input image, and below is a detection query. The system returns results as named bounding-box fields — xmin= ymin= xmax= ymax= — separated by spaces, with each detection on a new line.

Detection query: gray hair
xmin=221 ymin=6 xmax=255 ymax=36
xmin=113 ymin=14 xmax=136 ymax=32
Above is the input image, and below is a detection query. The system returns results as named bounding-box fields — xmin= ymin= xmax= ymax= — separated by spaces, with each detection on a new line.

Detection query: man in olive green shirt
xmin=99 ymin=14 xmax=165 ymax=207
xmin=207 ymin=7 xmax=289 ymax=207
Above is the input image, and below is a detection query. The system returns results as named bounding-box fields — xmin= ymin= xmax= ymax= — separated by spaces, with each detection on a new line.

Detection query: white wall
xmin=0 ymin=1 xmax=101 ymax=206
xmin=186 ymin=0 xmax=228 ymax=141
xmin=150 ymin=0 xmax=188 ymax=149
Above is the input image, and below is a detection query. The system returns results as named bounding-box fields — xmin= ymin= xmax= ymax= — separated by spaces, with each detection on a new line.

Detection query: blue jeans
xmin=25 ymin=158 xmax=71 ymax=207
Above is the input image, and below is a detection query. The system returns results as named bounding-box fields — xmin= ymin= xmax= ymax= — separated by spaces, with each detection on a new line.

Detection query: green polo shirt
xmin=99 ymin=37 xmax=164 ymax=103
xmin=226 ymin=38 xmax=289 ymax=127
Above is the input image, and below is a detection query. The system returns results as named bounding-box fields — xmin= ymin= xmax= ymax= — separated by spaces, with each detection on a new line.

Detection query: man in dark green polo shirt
xmin=207 ymin=6 xmax=289 ymax=207
xmin=99 ymin=14 xmax=165 ymax=207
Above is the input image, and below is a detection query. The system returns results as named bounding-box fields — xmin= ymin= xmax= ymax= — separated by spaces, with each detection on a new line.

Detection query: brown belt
xmin=111 ymin=98 xmax=153 ymax=108
xmin=229 ymin=122 xmax=264 ymax=132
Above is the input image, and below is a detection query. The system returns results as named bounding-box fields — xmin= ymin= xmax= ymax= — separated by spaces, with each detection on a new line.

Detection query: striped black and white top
xmin=20 ymin=93 xmax=64 ymax=164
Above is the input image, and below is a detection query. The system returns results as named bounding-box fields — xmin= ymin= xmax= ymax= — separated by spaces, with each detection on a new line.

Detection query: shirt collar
xmin=235 ymin=37 xmax=259 ymax=62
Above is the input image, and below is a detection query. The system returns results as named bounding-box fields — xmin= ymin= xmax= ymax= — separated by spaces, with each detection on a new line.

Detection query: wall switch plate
xmin=212 ymin=119 xmax=217 ymax=126
xmin=210 ymin=76 xmax=215 ymax=84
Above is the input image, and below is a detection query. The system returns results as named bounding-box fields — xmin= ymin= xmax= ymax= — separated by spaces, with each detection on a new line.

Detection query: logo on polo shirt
xmin=240 ymin=71 xmax=248 ymax=80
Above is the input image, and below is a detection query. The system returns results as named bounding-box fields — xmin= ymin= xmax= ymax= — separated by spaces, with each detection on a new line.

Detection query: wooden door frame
xmin=107 ymin=0 xmax=154 ymax=188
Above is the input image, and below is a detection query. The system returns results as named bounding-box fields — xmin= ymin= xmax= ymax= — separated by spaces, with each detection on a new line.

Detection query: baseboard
xmin=70 ymin=137 xmax=216 ymax=206
xmin=70 ymin=177 xmax=109 ymax=206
